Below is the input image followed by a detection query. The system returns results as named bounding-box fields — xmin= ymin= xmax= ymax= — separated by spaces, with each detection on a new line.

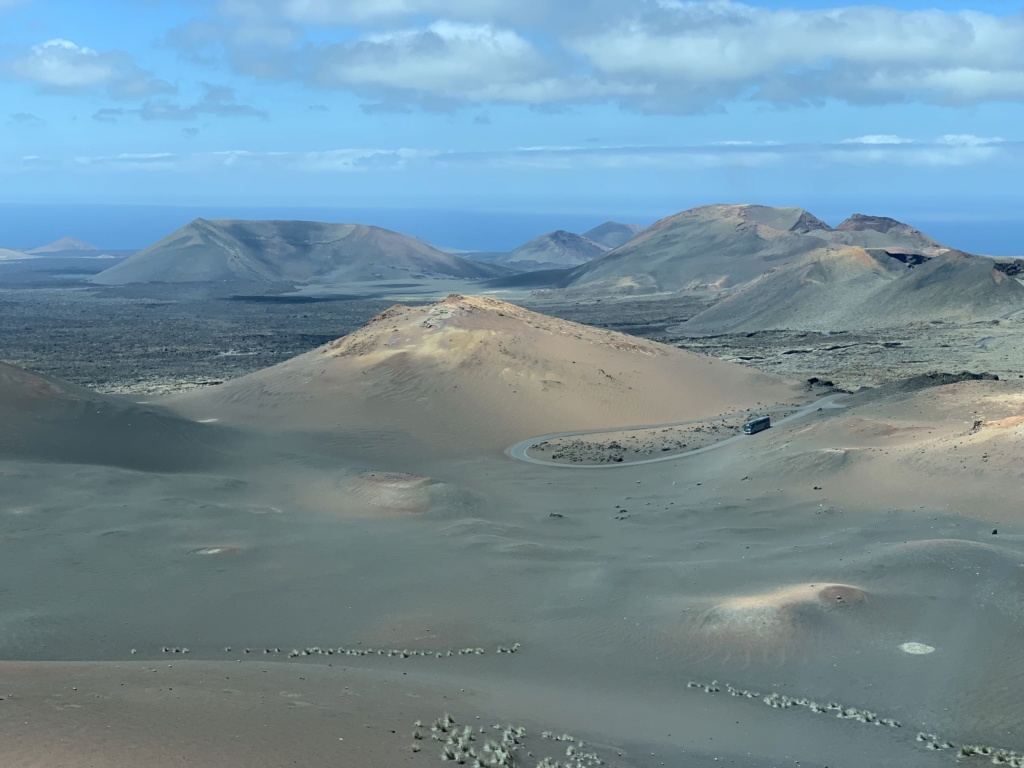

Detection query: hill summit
xmin=28 ymin=237 xmax=98 ymax=254
xmin=91 ymin=219 xmax=507 ymax=286
xmin=559 ymin=205 xmax=837 ymax=294
xmin=582 ymin=221 xmax=645 ymax=249
xmin=831 ymin=214 xmax=945 ymax=250
xmin=493 ymin=230 xmax=608 ymax=270
xmin=170 ymin=294 xmax=800 ymax=456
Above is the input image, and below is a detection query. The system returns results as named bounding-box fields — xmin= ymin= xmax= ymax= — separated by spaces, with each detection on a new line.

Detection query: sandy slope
xmin=750 ymin=378 xmax=1024 ymax=510
xmin=167 ymin=294 xmax=804 ymax=456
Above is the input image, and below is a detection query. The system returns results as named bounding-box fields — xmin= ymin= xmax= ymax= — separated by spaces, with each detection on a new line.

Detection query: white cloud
xmin=165 ymin=1 xmax=1024 ymax=113
xmin=937 ymin=134 xmax=1003 ymax=146
xmin=711 ymin=140 xmax=782 ymax=147
xmin=144 ymin=84 xmax=268 ymax=120
xmin=823 ymin=147 xmax=1004 ymax=167
xmin=290 ymin=147 xmax=439 ymax=171
xmin=840 ymin=135 xmax=914 ymax=145
xmin=227 ymin=0 xmax=542 ymax=24
xmin=12 ymin=39 xmax=115 ymax=88
xmin=7 ymin=38 xmax=173 ymax=99
xmin=32 ymin=135 xmax=1020 ymax=176
xmin=313 ymin=21 xmax=601 ymax=106
xmin=478 ymin=146 xmax=786 ymax=171
xmin=60 ymin=147 xmax=440 ymax=174
xmin=824 ymin=142 xmax=1008 ymax=167
xmin=566 ymin=3 xmax=1024 ymax=110
xmin=852 ymin=66 xmax=1024 ymax=105
xmin=73 ymin=152 xmax=180 ymax=172
xmin=91 ymin=84 xmax=267 ymax=123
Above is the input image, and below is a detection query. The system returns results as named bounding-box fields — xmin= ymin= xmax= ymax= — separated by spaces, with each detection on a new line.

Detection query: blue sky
xmin=1 ymin=0 xmax=1023 ymax=251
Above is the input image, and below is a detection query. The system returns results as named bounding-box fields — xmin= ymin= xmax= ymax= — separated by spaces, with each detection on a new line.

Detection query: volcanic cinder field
xmin=3 ymin=208 xmax=1024 ymax=767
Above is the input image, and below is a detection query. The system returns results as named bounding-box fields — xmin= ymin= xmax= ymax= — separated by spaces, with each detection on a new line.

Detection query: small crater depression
xmin=818 ymin=585 xmax=867 ymax=605
xmin=685 ymin=583 xmax=870 ymax=663
xmin=900 ymin=642 xmax=935 ymax=655
xmin=191 ymin=546 xmax=243 ymax=556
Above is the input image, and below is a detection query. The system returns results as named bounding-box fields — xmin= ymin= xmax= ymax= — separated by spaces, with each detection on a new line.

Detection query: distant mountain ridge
xmin=681 ymin=247 xmax=1024 ymax=333
xmin=582 ymin=221 xmax=645 ymax=249
xmin=91 ymin=219 xmax=509 ymax=286
xmin=830 ymin=214 xmax=945 ymax=250
xmin=28 ymin=237 xmax=98 ymax=254
xmin=559 ymin=205 xmax=839 ymax=294
xmin=462 ymin=223 xmax=645 ymax=271
xmin=497 ymin=204 xmax=952 ymax=295
xmin=484 ymin=230 xmax=609 ymax=270
xmin=0 ymin=247 xmax=31 ymax=261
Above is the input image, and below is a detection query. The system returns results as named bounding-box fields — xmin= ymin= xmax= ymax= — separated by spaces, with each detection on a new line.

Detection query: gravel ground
xmin=2 ymin=271 xmax=1021 ymax=394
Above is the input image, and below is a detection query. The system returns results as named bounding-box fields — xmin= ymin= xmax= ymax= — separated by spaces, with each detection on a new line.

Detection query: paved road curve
xmin=505 ymin=394 xmax=849 ymax=469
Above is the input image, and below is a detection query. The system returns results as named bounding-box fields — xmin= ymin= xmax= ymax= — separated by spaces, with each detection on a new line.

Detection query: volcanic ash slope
xmin=0 ymin=362 xmax=229 ymax=471
xmin=684 ymin=248 xmax=1024 ymax=334
xmin=681 ymin=246 xmax=910 ymax=334
xmin=169 ymin=294 xmax=802 ymax=456
xmin=559 ymin=204 xmax=835 ymax=294
xmin=746 ymin=376 xmax=1024 ymax=512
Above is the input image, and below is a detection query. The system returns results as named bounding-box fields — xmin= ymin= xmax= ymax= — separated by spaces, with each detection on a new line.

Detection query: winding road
xmin=506 ymin=393 xmax=849 ymax=469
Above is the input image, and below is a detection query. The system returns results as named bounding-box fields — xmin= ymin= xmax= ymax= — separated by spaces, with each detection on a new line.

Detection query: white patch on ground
xmin=899 ymin=642 xmax=936 ymax=655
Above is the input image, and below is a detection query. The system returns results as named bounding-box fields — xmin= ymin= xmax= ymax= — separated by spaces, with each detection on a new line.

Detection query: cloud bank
xmin=7 ymin=38 xmax=173 ymax=99
xmin=92 ymin=84 xmax=268 ymax=123
xmin=8 ymin=135 xmax=1014 ymax=175
xmin=168 ymin=0 xmax=1024 ymax=113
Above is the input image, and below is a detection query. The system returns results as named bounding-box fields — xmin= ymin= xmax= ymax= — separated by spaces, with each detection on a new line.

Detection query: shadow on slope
xmin=0 ymin=362 xmax=235 ymax=472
